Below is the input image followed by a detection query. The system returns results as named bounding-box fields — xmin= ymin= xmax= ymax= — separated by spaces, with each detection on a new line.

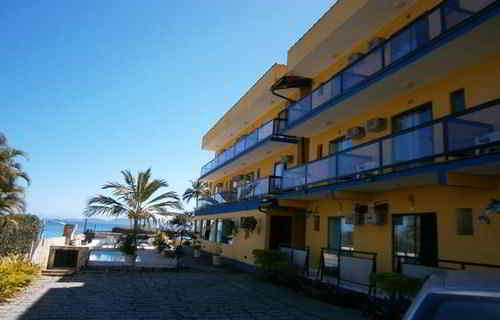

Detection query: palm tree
xmin=182 ymin=179 xmax=209 ymax=208
xmin=0 ymin=133 xmax=30 ymax=223
xmin=84 ymin=169 xmax=183 ymax=232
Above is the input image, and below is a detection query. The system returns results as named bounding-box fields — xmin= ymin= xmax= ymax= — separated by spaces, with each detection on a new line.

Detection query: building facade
xmin=194 ymin=0 xmax=500 ymax=279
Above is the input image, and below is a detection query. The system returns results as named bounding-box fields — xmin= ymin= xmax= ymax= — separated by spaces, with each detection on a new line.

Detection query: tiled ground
xmin=0 ymin=266 xmax=363 ymax=320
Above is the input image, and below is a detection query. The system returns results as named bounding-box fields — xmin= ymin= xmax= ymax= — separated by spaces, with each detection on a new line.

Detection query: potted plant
xmin=212 ymin=245 xmax=223 ymax=266
xmin=119 ymin=233 xmax=137 ymax=265
xmin=192 ymin=240 xmax=202 ymax=258
xmin=241 ymin=216 xmax=257 ymax=239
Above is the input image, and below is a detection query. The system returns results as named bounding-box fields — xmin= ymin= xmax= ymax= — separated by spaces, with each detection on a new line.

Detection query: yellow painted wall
xmin=194 ymin=209 xmax=301 ymax=266
xmin=304 ymin=184 xmax=500 ymax=273
xmin=195 ymin=210 xmax=268 ymax=266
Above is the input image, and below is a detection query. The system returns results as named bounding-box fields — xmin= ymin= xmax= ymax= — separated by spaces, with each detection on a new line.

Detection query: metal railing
xmin=281 ymin=0 xmax=499 ymax=130
xmin=201 ymin=118 xmax=286 ymax=176
xmin=197 ymin=176 xmax=281 ymax=209
xmin=281 ymin=99 xmax=500 ymax=191
xmin=318 ymin=248 xmax=377 ymax=291
xmin=396 ymin=255 xmax=500 ymax=280
xmin=235 ymin=176 xmax=281 ymax=201
xmin=279 ymin=244 xmax=310 ymax=276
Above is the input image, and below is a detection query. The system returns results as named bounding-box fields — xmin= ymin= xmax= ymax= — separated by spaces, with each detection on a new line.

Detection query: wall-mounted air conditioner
xmin=348 ymin=53 xmax=364 ymax=64
xmin=368 ymin=37 xmax=385 ymax=50
xmin=365 ymin=212 xmax=386 ymax=225
xmin=365 ymin=118 xmax=387 ymax=132
xmin=346 ymin=127 xmax=366 ymax=140
xmin=365 ymin=203 xmax=389 ymax=225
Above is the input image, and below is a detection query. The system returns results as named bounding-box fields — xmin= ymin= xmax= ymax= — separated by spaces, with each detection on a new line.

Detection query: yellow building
xmin=194 ymin=0 xmax=500 ymax=284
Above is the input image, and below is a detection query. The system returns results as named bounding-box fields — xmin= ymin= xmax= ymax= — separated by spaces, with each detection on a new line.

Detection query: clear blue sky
xmin=1 ymin=1 xmax=331 ymax=218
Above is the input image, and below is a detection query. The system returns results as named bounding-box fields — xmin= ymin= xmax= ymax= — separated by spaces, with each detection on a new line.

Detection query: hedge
xmin=0 ymin=214 xmax=41 ymax=257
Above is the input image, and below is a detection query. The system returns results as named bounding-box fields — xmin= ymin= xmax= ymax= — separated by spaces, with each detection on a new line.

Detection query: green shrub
xmin=372 ymin=272 xmax=423 ymax=297
xmin=118 ymin=233 xmax=137 ymax=256
xmin=0 ymin=255 xmax=40 ymax=301
xmin=0 ymin=214 xmax=41 ymax=257
xmin=252 ymin=249 xmax=287 ymax=271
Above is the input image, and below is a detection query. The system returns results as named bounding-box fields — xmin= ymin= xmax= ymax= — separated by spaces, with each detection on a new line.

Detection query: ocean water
xmin=43 ymin=220 xmax=130 ymax=238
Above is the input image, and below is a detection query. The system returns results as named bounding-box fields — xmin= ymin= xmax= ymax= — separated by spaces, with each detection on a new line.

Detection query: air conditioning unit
xmin=354 ymin=212 xmax=365 ymax=225
xmin=368 ymin=37 xmax=385 ymax=50
xmin=346 ymin=127 xmax=366 ymax=140
xmin=365 ymin=212 xmax=386 ymax=225
xmin=348 ymin=53 xmax=364 ymax=64
xmin=365 ymin=118 xmax=387 ymax=132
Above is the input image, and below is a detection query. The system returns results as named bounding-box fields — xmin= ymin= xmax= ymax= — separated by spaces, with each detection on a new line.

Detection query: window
xmin=450 ymin=89 xmax=466 ymax=113
xmin=456 ymin=208 xmax=474 ymax=235
xmin=194 ymin=220 xmax=200 ymax=233
xmin=327 ymin=217 xmax=353 ymax=250
xmin=202 ymin=220 xmax=210 ymax=240
xmin=217 ymin=219 xmax=234 ymax=245
xmin=209 ymin=220 xmax=217 ymax=242
xmin=313 ymin=216 xmax=320 ymax=231
xmin=216 ymin=219 xmax=223 ymax=243
xmin=328 ymin=137 xmax=352 ymax=155
xmin=316 ymin=144 xmax=323 ymax=159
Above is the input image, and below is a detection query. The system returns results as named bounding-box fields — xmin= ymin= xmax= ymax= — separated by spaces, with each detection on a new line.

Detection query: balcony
xmin=195 ymin=176 xmax=281 ymax=215
xmin=200 ymin=119 xmax=297 ymax=180
xmin=280 ymin=0 xmax=500 ymax=138
xmin=280 ymin=99 xmax=500 ymax=193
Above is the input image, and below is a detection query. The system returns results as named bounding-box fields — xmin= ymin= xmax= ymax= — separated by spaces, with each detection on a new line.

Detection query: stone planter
xmin=193 ymin=249 xmax=201 ymax=258
xmin=212 ymin=255 xmax=222 ymax=266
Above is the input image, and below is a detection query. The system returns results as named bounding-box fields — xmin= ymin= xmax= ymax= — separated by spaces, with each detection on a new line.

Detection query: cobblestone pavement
xmin=0 ymin=269 xmax=363 ymax=320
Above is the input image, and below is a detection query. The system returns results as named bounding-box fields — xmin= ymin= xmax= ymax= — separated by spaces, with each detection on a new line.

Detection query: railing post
xmin=443 ymin=119 xmax=449 ymax=161
xmin=304 ymin=164 xmax=308 ymax=187
xmin=378 ymin=141 xmax=383 ymax=175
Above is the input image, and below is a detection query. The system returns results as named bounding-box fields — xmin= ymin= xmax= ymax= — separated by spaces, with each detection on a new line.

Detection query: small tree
xmin=84 ymin=169 xmax=183 ymax=243
xmin=183 ymin=179 xmax=209 ymax=209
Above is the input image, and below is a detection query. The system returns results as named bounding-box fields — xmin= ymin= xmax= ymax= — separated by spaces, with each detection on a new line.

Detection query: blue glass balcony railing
xmin=281 ymin=0 xmax=498 ymax=130
xmin=281 ymin=99 xmax=500 ymax=190
xmin=201 ymin=119 xmax=286 ymax=177
xmin=235 ymin=176 xmax=281 ymax=200
xmin=196 ymin=176 xmax=280 ymax=210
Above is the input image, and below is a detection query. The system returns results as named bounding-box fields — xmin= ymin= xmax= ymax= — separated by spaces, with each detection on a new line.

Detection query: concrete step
xmin=41 ymin=268 xmax=76 ymax=276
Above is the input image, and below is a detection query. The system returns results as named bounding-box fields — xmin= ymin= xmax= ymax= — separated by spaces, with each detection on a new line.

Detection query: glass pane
xmin=312 ymin=76 xmax=341 ymax=109
xmin=209 ymin=220 xmax=217 ymax=241
xmin=343 ymin=48 xmax=383 ymax=91
xmin=216 ymin=219 xmax=223 ymax=243
xmin=245 ymin=130 xmax=258 ymax=148
xmin=394 ymin=215 xmax=419 ymax=258
xmin=288 ymin=95 xmax=312 ymax=124
xmin=459 ymin=0 xmax=496 ymax=12
xmin=447 ymin=104 xmax=500 ymax=152
xmin=307 ymin=156 xmax=336 ymax=184
xmin=340 ymin=217 xmax=353 ymax=250
xmin=258 ymin=121 xmax=274 ymax=141
xmin=428 ymin=9 xmax=443 ymax=39
xmin=444 ymin=0 xmax=472 ymax=29
xmin=282 ymin=166 xmax=306 ymax=189
xmin=338 ymin=143 xmax=379 ymax=178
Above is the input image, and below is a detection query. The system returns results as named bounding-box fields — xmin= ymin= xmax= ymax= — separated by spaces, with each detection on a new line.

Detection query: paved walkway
xmin=0 ymin=258 xmax=363 ymax=320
